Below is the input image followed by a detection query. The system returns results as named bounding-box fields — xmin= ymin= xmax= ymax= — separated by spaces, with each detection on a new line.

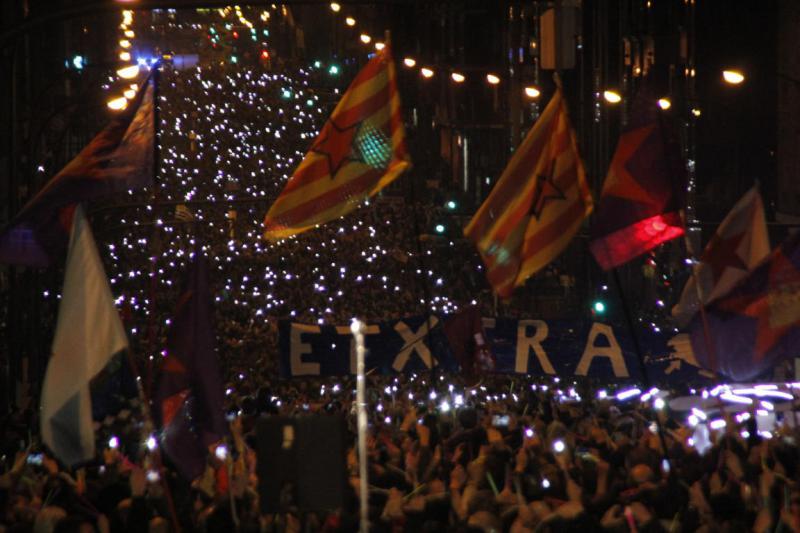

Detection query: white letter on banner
xmin=336 ymin=324 xmax=380 ymax=374
xmin=515 ymin=320 xmax=555 ymax=374
xmin=290 ymin=324 xmax=321 ymax=376
xmin=392 ymin=317 xmax=439 ymax=371
xmin=575 ymin=323 xmax=629 ymax=377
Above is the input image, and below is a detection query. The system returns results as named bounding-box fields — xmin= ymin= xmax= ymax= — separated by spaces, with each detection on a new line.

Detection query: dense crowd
xmin=5 ymin=8 xmax=776 ymax=533
xmin=3 ymin=374 xmax=800 ymax=532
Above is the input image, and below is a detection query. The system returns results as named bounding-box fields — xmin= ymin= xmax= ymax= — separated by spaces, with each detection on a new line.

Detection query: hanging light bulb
xmin=107 ymin=96 xmax=128 ymax=111
xmin=117 ymin=65 xmax=140 ymax=79
xmin=524 ymin=86 xmax=541 ymax=98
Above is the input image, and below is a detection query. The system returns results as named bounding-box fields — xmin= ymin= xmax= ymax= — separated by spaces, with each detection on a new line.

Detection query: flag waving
xmin=464 ymin=88 xmax=593 ymax=298
xmin=40 ymin=206 xmax=128 ymax=466
xmin=263 ymin=45 xmax=410 ymax=241
xmin=0 ymin=77 xmax=154 ymax=267
xmin=155 ymin=253 xmax=226 ymax=480
xmin=688 ymin=230 xmax=800 ymax=381
xmin=589 ymin=90 xmax=686 ymax=270
xmin=673 ymin=186 xmax=769 ymax=325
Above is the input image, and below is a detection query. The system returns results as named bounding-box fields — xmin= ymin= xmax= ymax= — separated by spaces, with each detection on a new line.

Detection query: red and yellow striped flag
xmin=464 ymin=88 xmax=592 ymax=298
xmin=263 ymin=46 xmax=410 ymax=240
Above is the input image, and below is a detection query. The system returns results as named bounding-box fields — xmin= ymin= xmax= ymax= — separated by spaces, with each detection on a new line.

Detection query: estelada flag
xmin=672 ymin=186 xmax=769 ymax=326
xmin=464 ymin=88 xmax=593 ymax=298
xmin=0 ymin=76 xmax=154 ymax=267
xmin=688 ymin=230 xmax=800 ymax=381
xmin=589 ymin=90 xmax=686 ymax=270
xmin=263 ymin=45 xmax=410 ymax=241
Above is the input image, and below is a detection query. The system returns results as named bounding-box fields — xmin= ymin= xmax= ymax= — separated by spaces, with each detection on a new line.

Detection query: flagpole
xmin=679 ymin=214 xmax=720 ymax=377
xmin=146 ymin=60 xmax=162 ymax=397
xmin=610 ymin=268 xmax=673 ymax=473
xmin=351 ymin=319 xmax=369 ymax=533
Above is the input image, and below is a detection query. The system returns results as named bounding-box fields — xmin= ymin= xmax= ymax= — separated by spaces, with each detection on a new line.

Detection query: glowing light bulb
xmin=359 ymin=34 xmax=371 ymax=44
xmin=117 ymin=65 xmax=140 ymax=79
xmin=722 ymin=69 xmax=745 ymax=85
xmin=451 ymin=72 xmax=465 ymax=83
xmin=345 ymin=16 xmax=356 ymax=26
xmin=658 ymin=97 xmax=671 ymax=110
xmin=107 ymin=96 xmax=128 ymax=111
xmin=421 ymin=67 xmax=434 ymax=78
xmin=486 ymin=73 xmax=500 ymax=85
xmin=330 ymin=2 xmax=341 ymax=12
xmin=603 ymin=90 xmax=622 ymax=103
xmin=524 ymin=86 xmax=541 ymax=98
xmin=403 ymin=57 xmax=416 ymax=68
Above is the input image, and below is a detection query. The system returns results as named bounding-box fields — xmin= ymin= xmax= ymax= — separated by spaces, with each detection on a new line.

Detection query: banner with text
xmin=278 ymin=316 xmax=714 ymax=384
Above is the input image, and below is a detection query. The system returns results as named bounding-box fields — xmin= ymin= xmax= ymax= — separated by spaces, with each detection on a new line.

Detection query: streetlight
xmin=359 ymin=34 xmax=371 ymax=44
xmin=116 ymin=65 xmax=140 ymax=79
xmin=603 ymin=90 xmax=622 ymax=103
xmin=657 ymin=97 xmax=671 ymax=110
xmin=374 ymin=42 xmax=385 ymax=51
xmin=107 ymin=96 xmax=128 ymax=111
xmin=420 ymin=67 xmax=434 ymax=78
xmin=486 ymin=73 xmax=500 ymax=85
xmin=524 ymin=86 xmax=541 ymax=98
xmin=329 ymin=2 xmax=341 ymax=12
xmin=722 ymin=69 xmax=745 ymax=85
xmin=403 ymin=57 xmax=416 ymax=68
xmin=345 ymin=16 xmax=356 ymax=26
xmin=451 ymin=72 xmax=465 ymax=83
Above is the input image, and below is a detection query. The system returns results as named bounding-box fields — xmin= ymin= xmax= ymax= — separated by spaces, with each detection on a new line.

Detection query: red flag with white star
xmin=672 ymin=186 xmax=769 ymax=325
xmin=589 ymin=89 xmax=686 ymax=270
xmin=263 ymin=45 xmax=410 ymax=241
xmin=688 ymin=230 xmax=800 ymax=381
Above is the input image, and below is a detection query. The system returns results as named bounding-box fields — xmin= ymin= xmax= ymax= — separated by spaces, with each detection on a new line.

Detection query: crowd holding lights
xmin=72 ymin=6 xmax=501 ymax=377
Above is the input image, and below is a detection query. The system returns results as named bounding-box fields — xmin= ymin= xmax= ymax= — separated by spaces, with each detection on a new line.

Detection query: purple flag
xmin=155 ymin=254 xmax=227 ymax=480
xmin=0 ymin=78 xmax=154 ymax=267
xmin=688 ymin=230 xmax=800 ymax=381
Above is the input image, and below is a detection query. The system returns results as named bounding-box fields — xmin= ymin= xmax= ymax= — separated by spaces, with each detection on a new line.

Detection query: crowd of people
xmin=6 ymin=6 xmax=792 ymax=533
xmin=3 ymin=373 xmax=800 ymax=532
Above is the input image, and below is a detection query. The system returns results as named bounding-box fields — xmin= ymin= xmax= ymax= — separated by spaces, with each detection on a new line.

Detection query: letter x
xmin=392 ymin=318 xmax=439 ymax=371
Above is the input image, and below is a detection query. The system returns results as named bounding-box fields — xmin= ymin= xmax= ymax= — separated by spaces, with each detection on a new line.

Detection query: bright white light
xmin=709 ymin=419 xmax=727 ymax=430
xmin=215 ymin=445 xmax=228 ymax=460
xmin=616 ymin=388 xmax=641 ymax=401
xmin=359 ymin=34 xmax=371 ymax=44
xmin=374 ymin=42 xmax=385 ymax=51
xmin=525 ymin=428 xmax=534 ymax=438
xmin=552 ymin=439 xmax=566 ymax=453
xmin=117 ymin=65 xmax=140 ymax=79
xmin=722 ymin=70 xmax=745 ymax=85
xmin=403 ymin=57 xmax=416 ymax=68
xmin=421 ymin=67 xmax=434 ymax=78
xmin=108 ymin=436 xmax=119 ymax=449
xmin=439 ymin=401 xmax=450 ymax=412
xmin=107 ymin=96 xmax=128 ymax=111
xmin=451 ymin=72 xmax=465 ymax=83
xmin=146 ymin=435 xmax=157 ymax=451
xmin=330 ymin=2 xmax=341 ymax=12
xmin=603 ymin=90 xmax=622 ymax=103
xmin=542 ymin=478 xmax=551 ymax=489
xmin=486 ymin=73 xmax=500 ymax=85
xmin=345 ymin=16 xmax=356 ymax=26
xmin=654 ymin=398 xmax=666 ymax=410
xmin=657 ymin=97 xmax=671 ymax=110
xmin=524 ymin=86 xmax=540 ymax=98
